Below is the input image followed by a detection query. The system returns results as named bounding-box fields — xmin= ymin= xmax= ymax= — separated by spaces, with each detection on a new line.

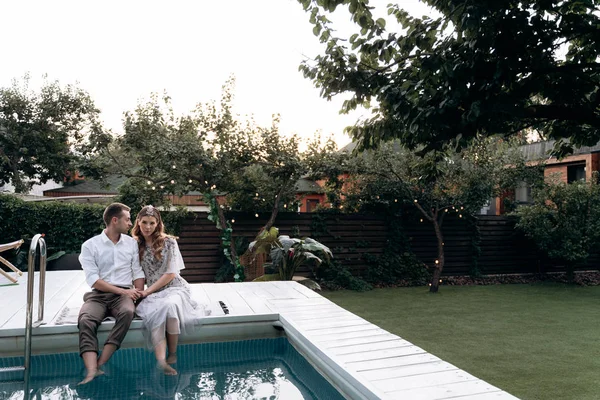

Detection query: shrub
xmin=316 ymin=260 xmax=372 ymax=292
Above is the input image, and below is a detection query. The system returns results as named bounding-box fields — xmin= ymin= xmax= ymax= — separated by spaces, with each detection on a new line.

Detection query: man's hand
xmin=121 ymin=288 xmax=141 ymax=301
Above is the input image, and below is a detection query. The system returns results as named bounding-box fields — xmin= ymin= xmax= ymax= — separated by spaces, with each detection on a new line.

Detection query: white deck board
xmin=0 ymin=271 xmax=519 ymax=400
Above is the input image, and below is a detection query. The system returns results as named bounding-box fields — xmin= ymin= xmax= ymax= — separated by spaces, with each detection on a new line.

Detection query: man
xmin=77 ymin=202 xmax=145 ymax=384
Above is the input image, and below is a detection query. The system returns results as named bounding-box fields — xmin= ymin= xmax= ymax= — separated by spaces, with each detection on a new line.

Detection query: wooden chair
xmin=0 ymin=239 xmax=25 ymax=284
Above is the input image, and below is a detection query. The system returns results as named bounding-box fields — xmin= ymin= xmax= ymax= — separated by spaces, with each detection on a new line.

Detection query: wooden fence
xmin=177 ymin=212 xmax=600 ymax=283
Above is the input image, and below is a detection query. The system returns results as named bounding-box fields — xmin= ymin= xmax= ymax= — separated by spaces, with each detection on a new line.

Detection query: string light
xmin=284 ymin=204 xmax=287 ymax=208
xmin=172 ymin=165 xmax=176 ymax=169
xmin=152 ymin=186 xmax=156 ymax=190
xmin=255 ymin=193 xmax=259 ymax=197
xmin=189 ymin=179 xmax=193 ymax=183
xmin=205 ymin=181 xmax=208 ymax=184
xmin=420 ymin=218 xmax=423 ymax=222
xmin=435 ymin=260 xmax=439 ymax=264
xmin=445 ymin=209 xmax=448 ymax=212
xmin=147 ymin=181 xmax=152 ymax=185
xmin=255 ymin=213 xmax=259 ymax=218
xmin=170 ymin=180 xmax=175 ymax=184
xmin=160 ymin=185 xmax=164 ymax=189
xmin=414 ymin=199 xmax=418 ymax=203
xmin=231 ymin=219 xmax=235 ymax=223
xmin=460 ymin=206 xmax=464 ymax=210
xmin=394 ymin=199 xmax=398 ymax=202
xmin=459 ymin=214 xmax=463 ymax=218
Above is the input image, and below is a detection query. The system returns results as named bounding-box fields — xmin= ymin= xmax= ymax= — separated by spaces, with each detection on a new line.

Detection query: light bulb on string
xmin=231 ymin=219 xmax=235 ymax=223
xmin=255 ymin=213 xmax=259 ymax=218
xmin=170 ymin=180 xmax=175 ymax=184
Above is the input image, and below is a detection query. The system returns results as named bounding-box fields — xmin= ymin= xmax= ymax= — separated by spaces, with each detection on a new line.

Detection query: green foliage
xmin=315 ymin=137 xmax=529 ymax=291
xmin=298 ymin=0 xmax=600 ymax=156
xmin=215 ymin=236 xmax=250 ymax=283
xmin=0 ymin=74 xmax=102 ymax=193
xmin=249 ymin=229 xmax=333 ymax=280
xmin=316 ymin=260 xmax=372 ymax=291
xmin=466 ymin=215 xmax=482 ymax=278
xmin=205 ymin=191 xmax=245 ymax=282
xmin=363 ymin=221 xmax=431 ymax=286
xmin=80 ymin=78 xmax=331 ymax=281
xmin=0 ymin=194 xmax=189 ymax=261
xmin=0 ymin=194 xmax=104 ymax=253
xmin=161 ymin=206 xmax=192 ymax=237
xmin=514 ymin=173 xmax=600 ymax=278
xmin=115 ymin=178 xmax=171 ymax=211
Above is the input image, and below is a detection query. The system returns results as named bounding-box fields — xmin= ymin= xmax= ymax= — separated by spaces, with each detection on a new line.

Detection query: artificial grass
xmin=321 ymin=283 xmax=600 ymax=400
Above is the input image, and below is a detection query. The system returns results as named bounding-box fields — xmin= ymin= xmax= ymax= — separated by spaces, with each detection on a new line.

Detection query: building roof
xmin=43 ymin=175 xmax=126 ymax=195
xmin=341 ymin=139 xmax=600 ymax=163
xmin=44 ymin=175 xmax=322 ymax=196
xmin=520 ymin=140 xmax=600 ymax=162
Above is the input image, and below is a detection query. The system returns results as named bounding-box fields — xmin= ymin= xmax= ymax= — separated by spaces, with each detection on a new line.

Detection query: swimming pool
xmin=0 ymin=337 xmax=345 ymax=399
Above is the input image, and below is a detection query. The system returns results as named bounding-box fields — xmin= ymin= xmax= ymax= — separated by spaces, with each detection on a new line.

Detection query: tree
xmin=298 ymin=0 xmax=600 ymax=156
xmin=336 ymin=137 xmax=529 ymax=292
xmin=0 ymin=75 xmax=101 ymax=193
xmin=83 ymin=79 xmax=323 ymax=281
xmin=515 ymin=172 xmax=600 ymax=280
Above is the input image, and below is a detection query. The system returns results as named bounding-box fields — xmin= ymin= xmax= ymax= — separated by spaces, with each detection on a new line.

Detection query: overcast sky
xmin=0 ymin=0 xmax=435 ymax=149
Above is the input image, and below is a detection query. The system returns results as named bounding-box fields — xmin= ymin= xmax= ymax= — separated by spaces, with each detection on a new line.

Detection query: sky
xmin=0 ymin=0 xmax=435 ymax=149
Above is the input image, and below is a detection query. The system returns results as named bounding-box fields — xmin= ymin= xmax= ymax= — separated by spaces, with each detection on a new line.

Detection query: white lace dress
xmin=136 ymin=237 xmax=209 ymax=349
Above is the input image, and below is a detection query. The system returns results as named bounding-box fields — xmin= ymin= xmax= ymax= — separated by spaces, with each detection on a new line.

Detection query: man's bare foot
xmin=78 ymin=369 xmax=104 ymax=385
xmin=166 ymin=353 xmax=177 ymax=365
xmin=157 ymin=360 xmax=178 ymax=375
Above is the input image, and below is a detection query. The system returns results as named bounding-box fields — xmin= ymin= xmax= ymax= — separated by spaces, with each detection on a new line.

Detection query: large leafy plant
xmin=249 ymin=227 xmax=332 ymax=280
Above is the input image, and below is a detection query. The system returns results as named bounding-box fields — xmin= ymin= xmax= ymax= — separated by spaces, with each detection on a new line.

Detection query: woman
xmin=132 ymin=205 xmax=209 ymax=375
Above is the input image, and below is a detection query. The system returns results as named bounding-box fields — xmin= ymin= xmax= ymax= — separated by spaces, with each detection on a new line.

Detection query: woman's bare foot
xmin=78 ymin=369 xmax=104 ymax=385
xmin=166 ymin=352 xmax=177 ymax=365
xmin=157 ymin=360 xmax=178 ymax=375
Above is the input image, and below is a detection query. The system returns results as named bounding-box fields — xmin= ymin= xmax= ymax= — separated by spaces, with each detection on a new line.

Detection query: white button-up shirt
xmin=79 ymin=231 xmax=145 ymax=288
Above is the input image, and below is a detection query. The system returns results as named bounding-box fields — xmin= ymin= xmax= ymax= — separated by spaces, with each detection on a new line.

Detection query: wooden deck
xmin=0 ymin=271 xmax=519 ymax=400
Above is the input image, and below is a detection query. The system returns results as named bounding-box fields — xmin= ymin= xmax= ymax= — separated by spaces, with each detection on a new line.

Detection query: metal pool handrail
xmin=23 ymin=233 xmax=47 ymax=397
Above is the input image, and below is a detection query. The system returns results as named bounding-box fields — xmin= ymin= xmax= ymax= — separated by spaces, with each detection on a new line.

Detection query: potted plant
xmin=248 ymin=227 xmax=332 ymax=282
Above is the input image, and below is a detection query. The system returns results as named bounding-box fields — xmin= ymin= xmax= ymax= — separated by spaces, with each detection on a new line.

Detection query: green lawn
xmin=321 ymin=283 xmax=600 ymax=400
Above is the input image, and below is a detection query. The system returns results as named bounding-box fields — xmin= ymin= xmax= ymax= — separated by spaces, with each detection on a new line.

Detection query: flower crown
xmin=144 ymin=205 xmax=155 ymax=216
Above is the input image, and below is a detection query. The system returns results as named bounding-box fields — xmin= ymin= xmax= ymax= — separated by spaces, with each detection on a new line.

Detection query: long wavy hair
xmin=131 ymin=205 xmax=170 ymax=261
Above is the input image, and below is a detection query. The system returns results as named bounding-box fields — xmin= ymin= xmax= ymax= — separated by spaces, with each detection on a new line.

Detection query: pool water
xmin=0 ymin=338 xmax=345 ymax=399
